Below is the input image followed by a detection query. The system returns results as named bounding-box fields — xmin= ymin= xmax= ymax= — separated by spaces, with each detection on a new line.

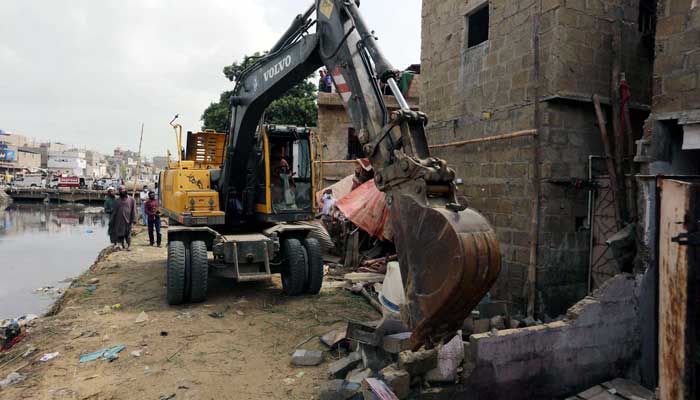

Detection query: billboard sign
xmin=0 ymin=149 xmax=16 ymax=162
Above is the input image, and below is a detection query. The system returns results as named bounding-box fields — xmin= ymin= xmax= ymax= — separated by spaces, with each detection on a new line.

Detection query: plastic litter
xmin=0 ymin=372 xmax=24 ymax=389
xmin=144 ymin=366 xmax=152 ymax=375
xmin=159 ymin=395 xmax=176 ymax=400
xmin=84 ymin=285 xmax=98 ymax=295
xmin=283 ymin=378 xmax=295 ymax=385
xmin=208 ymin=312 xmax=224 ymax=319
xmin=135 ymin=311 xmax=149 ymax=324
xmin=130 ymin=350 xmax=142 ymax=357
xmin=79 ymin=345 xmax=125 ymax=363
xmin=40 ymin=352 xmax=59 ymax=362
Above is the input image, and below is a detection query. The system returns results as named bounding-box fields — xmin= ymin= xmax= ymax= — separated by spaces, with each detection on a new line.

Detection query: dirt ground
xmin=0 ymin=228 xmax=378 ymax=400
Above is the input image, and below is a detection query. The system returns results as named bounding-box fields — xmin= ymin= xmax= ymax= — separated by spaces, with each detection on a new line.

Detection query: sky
xmin=0 ymin=0 xmax=421 ymax=158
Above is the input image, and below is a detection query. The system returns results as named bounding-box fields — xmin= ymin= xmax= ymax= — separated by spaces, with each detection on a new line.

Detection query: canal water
xmin=0 ymin=203 xmax=109 ymax=320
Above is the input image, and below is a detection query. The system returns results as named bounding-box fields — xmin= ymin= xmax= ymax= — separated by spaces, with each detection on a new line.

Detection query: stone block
xmin=347 ymin=367 xmax=373 ymax=384
xmin=359 ymin=343 xmax=393 ymax=371
xmin=398 ymin=348 xmax=438 ymax=376
xmin=328 ymin=352 xmax=362 ymax=378
xmin=291 ymin=349 xmax=324 ymax=366
xmin=379 ymin=364 xmax=411 ymax=399
xmin=382 ymin=332 xmax=413 ymax=354
xmin=425 ymin=335 xmax=465 ymax=383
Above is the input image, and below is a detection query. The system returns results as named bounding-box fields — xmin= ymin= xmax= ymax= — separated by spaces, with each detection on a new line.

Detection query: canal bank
xmin=0 ymin=228 xmax=377 ymax=399
xmin=0 ymin=190 xmax=11 ymax=207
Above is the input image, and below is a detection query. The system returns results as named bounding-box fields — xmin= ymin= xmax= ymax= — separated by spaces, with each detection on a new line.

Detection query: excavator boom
xmin=223 ymin=0 xmax=501 ymax=349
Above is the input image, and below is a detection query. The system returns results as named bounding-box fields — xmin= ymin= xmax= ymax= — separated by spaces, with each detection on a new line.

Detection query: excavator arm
xmin=222 ymin=0 xmax=501 ymax=349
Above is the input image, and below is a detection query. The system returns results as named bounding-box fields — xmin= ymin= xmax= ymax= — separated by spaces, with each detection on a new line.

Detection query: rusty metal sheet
xmin=390 ymin=194 xmax=501 ymax=349
xmin=658 ymin=179 xmax=699 ymax=400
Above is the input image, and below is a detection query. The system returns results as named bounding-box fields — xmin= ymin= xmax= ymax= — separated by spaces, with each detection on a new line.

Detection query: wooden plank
xmin=659 ymin=179 xmax=692 ymax=400
xmin=601 ymin=378 xmax=654 ymax=400
xmin=578 ymin=385 xmax=606 ymax=399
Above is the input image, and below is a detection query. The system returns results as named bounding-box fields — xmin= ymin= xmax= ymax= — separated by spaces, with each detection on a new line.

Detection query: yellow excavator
xmin=160 ymin=0 xmax=502 ymax=350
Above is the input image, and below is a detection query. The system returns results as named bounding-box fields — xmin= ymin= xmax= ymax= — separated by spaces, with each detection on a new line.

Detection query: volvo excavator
xmin=162 ymin=0 xmax=501 ymax=350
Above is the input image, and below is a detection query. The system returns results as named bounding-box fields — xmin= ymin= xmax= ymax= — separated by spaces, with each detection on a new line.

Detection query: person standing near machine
xmin=139 ymin=185 xmax=149 ymax=226
xmin=145 ymin=191 xmax=162 ymax=247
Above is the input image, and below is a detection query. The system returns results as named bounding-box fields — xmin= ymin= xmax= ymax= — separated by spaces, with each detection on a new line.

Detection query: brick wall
xmin=316 ymin=88 xmax=420 ymax=188
xmin=653 ymin=0 xmax=700 ymax=113
xmin=421 ymin=0 xmax=653 ymax=316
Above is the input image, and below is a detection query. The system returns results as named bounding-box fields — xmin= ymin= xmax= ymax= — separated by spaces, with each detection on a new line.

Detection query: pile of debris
xmin=0 ymin=314 xmax=38 ymax=353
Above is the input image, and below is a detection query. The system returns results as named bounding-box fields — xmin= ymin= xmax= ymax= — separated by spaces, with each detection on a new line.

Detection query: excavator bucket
xmin=390 ymin=193 xmax=501 ymax=350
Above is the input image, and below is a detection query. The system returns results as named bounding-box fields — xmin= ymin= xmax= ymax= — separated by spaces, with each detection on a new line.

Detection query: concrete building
xmin=317 ymin=70 xmax=421 ymax=188
xmin=152 ymin=156 xmax=169 ymax=170
xmin=17 ymin=147 xmax=42 ymax=170
xmin=421 ymin=0 xmax=655 ymax=317
xmin=85 ymin=150 xmax=108 ymax=178
xmin=48 ymin=149 xmax=87 ymax=176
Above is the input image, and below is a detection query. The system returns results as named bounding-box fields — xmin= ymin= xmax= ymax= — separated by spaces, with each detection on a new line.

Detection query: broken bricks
xmin=382 ymin=332 xmax=412 ymax=354
xmin=291 ymin=349 xmax=324 ymax=366
xmin=398 ymin=348 xmax=438 ymax=376
xmin=379 ymin=365 xmax=411 ymax=399
xmin=319 ymin=380 xmax=362 ymax=400
xmin=328 ymin=352 xmax=362 ymax=378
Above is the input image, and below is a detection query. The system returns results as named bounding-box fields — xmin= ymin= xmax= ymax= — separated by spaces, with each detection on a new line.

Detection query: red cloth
xmin=335 ymin=179 xmax=392 ymax=241
xmin=620 ymin=79 xmax=632 ymax=132
xmin=1 ymin=331 xmax=26 ymax=353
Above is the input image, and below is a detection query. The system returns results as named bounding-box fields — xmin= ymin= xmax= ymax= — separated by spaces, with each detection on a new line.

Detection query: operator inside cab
xmin=270 ymin=144 xmax=297 ymax=210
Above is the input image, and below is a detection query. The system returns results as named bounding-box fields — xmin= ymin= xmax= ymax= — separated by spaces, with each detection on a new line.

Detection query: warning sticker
xmin=320 ymin=0 xmax=334 ymax=19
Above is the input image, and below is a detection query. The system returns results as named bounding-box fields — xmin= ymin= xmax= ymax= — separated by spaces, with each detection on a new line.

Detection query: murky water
xmin=0 ymin=203 xmax=109 ymax=320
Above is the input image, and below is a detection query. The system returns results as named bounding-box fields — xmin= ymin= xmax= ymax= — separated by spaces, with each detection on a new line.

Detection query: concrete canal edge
xmin=0 ymin=189 xmax=13 ymax=206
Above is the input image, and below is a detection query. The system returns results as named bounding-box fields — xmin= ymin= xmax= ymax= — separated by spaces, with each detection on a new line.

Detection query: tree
xmin=202 ymin=53 xmax=317 ymax=132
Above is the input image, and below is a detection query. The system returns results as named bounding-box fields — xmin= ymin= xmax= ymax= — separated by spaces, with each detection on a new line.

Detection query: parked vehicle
xmin=79 ymin=177 xmax=95 ymax=189
xmin=48 ymin=176 xmax=80 ymax=189
xmin=11 ymin=174 xmax=45 ymax=189
xmin=94 ymin=178 xmax=122 ymax=191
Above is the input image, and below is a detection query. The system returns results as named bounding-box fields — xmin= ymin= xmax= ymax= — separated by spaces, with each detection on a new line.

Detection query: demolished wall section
xmin=464 ymin=274 xmax=643 ymax=400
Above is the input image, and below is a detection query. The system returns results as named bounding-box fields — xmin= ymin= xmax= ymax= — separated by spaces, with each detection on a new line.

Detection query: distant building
xmin=17 ymin=147 xmax=41 ymax=169
xmin=48 ymin=149 xmax=87 ymax=176
xmin=152 ymin=156 xmax=169 ymax=170
xmin=316 ymin=68 xmax=421 ymax=188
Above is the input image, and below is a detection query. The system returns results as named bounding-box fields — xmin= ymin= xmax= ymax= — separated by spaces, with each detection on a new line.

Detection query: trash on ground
xmin=0 ymin=372 xmax=24 ymax=389
xmin=296 ymin=371 xmax=305 ymax=379
xmin=84 ymin=285 xmax=98 ymax=295
xmin=135 ymin=311 xmax=149 ymax=324
xmin=208 ymin=312 xmax=224 ymax=319
xmin=130 ymin=350 xmax=143 ymax=357
xmin=22 ymin=345 xmax=37 ymax=358
xmin=87 ymin=278 xmax=100 ymax=285
xmin=159 ymin=394 xmax=176 ymax=400
xmin=40 ymin=352 xmax=59 ymax=362
xmin=79 ymin=345 xmax=125 ymax=363
xmin=160 ymin=331 xmax=168 ymax=337
xmin=111 ymin=304 xmax=122 ymax=310
xmin=176 ymin=311 xmax=192 ymax=320
xmin=283 ymin=378 xmax=295 ymax=385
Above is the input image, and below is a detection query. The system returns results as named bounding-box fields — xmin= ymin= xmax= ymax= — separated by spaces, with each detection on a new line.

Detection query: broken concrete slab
xmin=347 ymin=367 xmax=373 ymax=384
xmin=291 ymin=349 xmax=324 ymax=366
xmin=347 ymin=320 xmax=383 ymax=346
xmin=328 ymin=352 xmax=363 ymax=379
xmin=379 ymin=364 xmax=411 ymax=399
xmin=359 ymin=343 xmax=393 ymax=371
xmin=382 ymin=332 xmax=412 ymax=354
xmin=425 ymin=335 xmax=464 ymax=383
xmin=321 ymin=329 xmax=347 ymax=349
xmin=319 ymin=379 xmax=362 ymax=400
xmin=398 ymin=348 xmax=437 ymax=376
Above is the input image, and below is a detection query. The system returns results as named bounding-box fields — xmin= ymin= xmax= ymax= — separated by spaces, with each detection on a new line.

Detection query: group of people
xmin=103 ymin=185 xmax=162 ymax=251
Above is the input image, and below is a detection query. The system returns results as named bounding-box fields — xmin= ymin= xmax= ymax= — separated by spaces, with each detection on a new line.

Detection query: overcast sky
xmin=0 ymin=0 xmax=421 ymax=158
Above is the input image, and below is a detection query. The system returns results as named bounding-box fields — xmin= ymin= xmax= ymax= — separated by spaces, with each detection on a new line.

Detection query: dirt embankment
xmin=0 ymin=229 xmax=377 ymax=400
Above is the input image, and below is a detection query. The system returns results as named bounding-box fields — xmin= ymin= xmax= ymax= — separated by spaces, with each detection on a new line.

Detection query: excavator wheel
xmin=166 ymin=241 xmax=186 ymax=305
xmin=188 ymin=241 xmax=209 ymax=303
xmin=301 ymin=238 xmax=324 ymax=295
xmin=281 ymin=238 xmax=307 ymax=296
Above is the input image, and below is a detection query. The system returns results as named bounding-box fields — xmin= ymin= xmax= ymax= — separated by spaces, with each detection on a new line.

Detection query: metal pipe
xmin=429 ymin=129 xmax=538 ymax=149
xmin=387 ymin=78 xmax=410 ymax=111
xmin=270 ymin=3 xmax=316 ymax=53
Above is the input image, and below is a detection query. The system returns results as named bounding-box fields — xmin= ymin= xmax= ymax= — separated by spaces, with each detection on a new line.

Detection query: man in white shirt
xmin=139 ymin=185 xmax=149 ymax=226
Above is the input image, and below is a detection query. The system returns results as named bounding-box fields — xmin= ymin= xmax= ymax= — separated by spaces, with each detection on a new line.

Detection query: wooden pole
xmin=132 ymin=123 xmax=144 ymax=199
xmin=610 ymin=19 xmax=629 ymax=225
xmin=428 ymin=129 xmax=538 ymax=150
xmin=593 ymin=95 xmax=625 ymax=231
xmin=525 ymin=3 xmax=543 ymax=319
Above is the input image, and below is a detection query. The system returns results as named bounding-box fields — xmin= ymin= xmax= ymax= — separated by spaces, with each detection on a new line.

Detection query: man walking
xmin=139 ymin=185 xmax=149 ymax=226
xmin=110 ymin=185 xmax=136 ymax=251
xmin=145 ymin=191 xmax=162 ymax=247
xmin=104 ymin=187 xmax=117 ymax=246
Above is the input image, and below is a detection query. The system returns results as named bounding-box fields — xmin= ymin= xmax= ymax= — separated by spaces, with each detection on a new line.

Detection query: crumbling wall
xmin=421 ymin=0 xmax=653 ymax=316
xmin=464 ymin=274 xmax=643 ymax=400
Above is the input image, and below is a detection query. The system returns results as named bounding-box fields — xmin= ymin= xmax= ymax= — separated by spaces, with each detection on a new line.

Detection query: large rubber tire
xmin=281 ymin=238 xmax=307 ymax=296
xmin=302 ymin=238 xmax=324 ymax=295
xmin=167 ymin=241 xmax=186 ymax=305
xmin=189 ymin=241 xmax=209 ymax=303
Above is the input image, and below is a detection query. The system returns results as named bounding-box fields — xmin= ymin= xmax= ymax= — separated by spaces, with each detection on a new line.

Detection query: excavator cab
xmin=254 ymin=125 xmax=315 ymax=222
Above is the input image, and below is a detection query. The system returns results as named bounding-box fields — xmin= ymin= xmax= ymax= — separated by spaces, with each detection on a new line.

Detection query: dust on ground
xmin=0 ymin=228 xmax=378 ymax=400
